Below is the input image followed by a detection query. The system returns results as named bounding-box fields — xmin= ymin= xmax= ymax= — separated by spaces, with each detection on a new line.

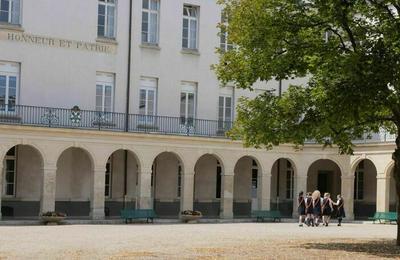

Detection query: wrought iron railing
xmin=0 ymin=105 xmax=233 ymax=138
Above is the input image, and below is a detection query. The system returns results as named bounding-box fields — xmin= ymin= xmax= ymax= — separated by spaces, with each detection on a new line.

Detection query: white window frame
xmin=180 ymin=82 xmax=197 ymax=126
xmin=0 ymin=0 xmax=21 ymax=25
xmin=139 ymin=77 xmax=157 ymax=125
xmin=97 ymin=0 xmax=117 ymax=39
xmin=141 ymin=0 xmax=160 ymax=45
xmin=96 ymin=72 xmax=114 ymax=113
xmin=218 ymin=95 xmax=233 ymax=129
xmin=105 ymin=156 xmax=112 ymax=198
xmin=3 ymin=147 xmax=17 ymax=197
xmin=0 ymin=61 xmax=19 ymax=113
xmin=286 ymin=161 xmax=294 ymax=199
xmin=354 ymin=161 xmax=364 ymax=201
xmin=220 ymin=10 xmax=233 ymax=52
xmin=182 ymin=5 xmax=199 ymax=50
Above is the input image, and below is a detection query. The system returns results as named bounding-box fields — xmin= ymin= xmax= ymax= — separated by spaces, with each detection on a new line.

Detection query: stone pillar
xmin=341 ymin=175 xmax=354 ymax=220
xmin=180 ymin=173 xmax=194 ymax=212
xmin=40 ymin=166 xmax=57 ymax=214
xmin=292 ymin=175 xmax=307 ymax=218
xmin=376 ymin=173 xmax=390 ymax=212
xmin=258 ymin=173 xmax=271 ymax=210
xmin=91 ymin=167 xmax=106 ymax=220
xmin=220 ymin=171 xmax=234 ymax=219
xmin=137 ymin=167 xmax=153 ymax=209
xmin=0 ymin=165 xmax=3 ymax=220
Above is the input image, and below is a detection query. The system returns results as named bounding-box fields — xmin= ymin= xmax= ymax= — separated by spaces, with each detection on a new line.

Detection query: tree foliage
xmin=215 ymin=0 xmax=400 ymax=245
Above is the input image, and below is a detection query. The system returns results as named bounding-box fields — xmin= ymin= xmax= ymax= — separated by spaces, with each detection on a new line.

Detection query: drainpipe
xmin=123 ymin=0 xmax=133 ymax=209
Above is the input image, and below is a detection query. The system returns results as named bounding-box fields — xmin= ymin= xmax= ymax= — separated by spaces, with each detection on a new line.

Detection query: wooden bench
xmin=369 ymin=212 xmax=398 ymax=224
xmin=120 ymin=209 xmax=157 ymax=224
xmin=251 ymin=210 xmax=282 ymax=222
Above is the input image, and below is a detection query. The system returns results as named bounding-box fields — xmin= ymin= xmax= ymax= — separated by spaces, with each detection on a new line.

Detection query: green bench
xmin=369 ymin=212 xmax=398 ymax=224
xmin=120 ymin=209 xmax=157 ymax=224
xmin=251 ymin=210 xmax=282 ymax=222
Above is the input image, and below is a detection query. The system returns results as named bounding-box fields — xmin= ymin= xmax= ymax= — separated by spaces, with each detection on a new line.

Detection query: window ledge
xmin=140 ymin=43 xmax=161 ymax=50
xmin=0 ymin=23 xmax=24 ymax=32
xmin=96 ymin=37 xmax=118 ymax=45
xmin=181 ymin=48 xmax=200 ymax=56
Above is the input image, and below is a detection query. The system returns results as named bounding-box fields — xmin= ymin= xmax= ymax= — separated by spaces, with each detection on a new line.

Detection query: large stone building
xmin=0 ymin=0 xmax=397 ymax=221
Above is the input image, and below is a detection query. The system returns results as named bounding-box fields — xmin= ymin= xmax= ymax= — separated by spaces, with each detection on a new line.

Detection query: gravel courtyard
xmin=0 ymin=223 xmax=398 ymax=259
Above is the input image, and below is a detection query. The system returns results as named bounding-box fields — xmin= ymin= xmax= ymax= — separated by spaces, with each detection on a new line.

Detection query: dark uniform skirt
xmin=322 ymin=206 xmax=332 ymax=216
xmin=298 ymin=205 xmax=306 ymax=216
xmin=313 ymin=199 xmax=321 ymax=216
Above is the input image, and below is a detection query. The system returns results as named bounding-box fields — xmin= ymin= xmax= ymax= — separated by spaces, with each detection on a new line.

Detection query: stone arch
xmin=55 ymin=147 xmax=95 ymax=217
xmin=233 ymin=155 xmax=261 ymax=217
xmin=1 ymin=144 xmax=45 ymax=218
xmin=306 ymin=159 xmax=342 ymax=199
xmin=352 ymin=159 xmax=377 ymax=219
xmin=384 ymin=162 xmax=398 ymax=212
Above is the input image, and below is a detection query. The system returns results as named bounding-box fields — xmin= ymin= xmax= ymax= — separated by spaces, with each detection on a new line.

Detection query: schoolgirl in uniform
xmin=321 ymin=193 xmax=334 ymax=226
xmin=334 ymin=194 xmax=346 ymax=226
xmin=298 ymin=191 xmax=306 ymax=227
xmin=312 ymin=190 xmax=322 ymax=227
xmin=304 ymin=192 xmax=314 ymax=226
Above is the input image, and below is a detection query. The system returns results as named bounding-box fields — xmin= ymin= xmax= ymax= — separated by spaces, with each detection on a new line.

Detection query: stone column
xmin=376 ymin=173 xmax=390 ymax=212
xmin=220 ymin=171 xmax=234 ymax=219
xmin=40 ymin=166 xmax=57 ymax=214
xmin=91 ymin=167 xmax=106 ymax=219
xmin=292 ymin=175 xmax=307 ymax=218
xmin=0 ymin=165 xmax=3 ymax=220
xmin=258 ymin=173 xmax=271 ymax=210
xmin=180 ymin=172 xmax=194 ymax=212
xmin=137 ymin=167 xmax=153 ymax=209
xmin=341 ymin=175 xmax=355 ymax=220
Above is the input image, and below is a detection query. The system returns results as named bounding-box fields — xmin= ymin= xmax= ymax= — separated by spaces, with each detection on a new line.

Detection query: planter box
xmin=41 ymin=216 xmax=65 ymax=225
xmin=181 ymin=214 xmax=202 ymax=223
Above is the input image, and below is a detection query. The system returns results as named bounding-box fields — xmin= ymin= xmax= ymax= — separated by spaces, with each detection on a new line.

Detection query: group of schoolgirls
xmin=297 ymin=190 xmax=345 ymax=227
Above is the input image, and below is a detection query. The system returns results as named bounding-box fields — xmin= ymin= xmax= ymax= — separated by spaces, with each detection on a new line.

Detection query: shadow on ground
xmin=303 ymin=240 xmax=400 ymax=258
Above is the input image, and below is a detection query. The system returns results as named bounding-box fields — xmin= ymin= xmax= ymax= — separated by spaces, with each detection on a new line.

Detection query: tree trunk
xmin=392 ymin=135 xmax=400 ymax=246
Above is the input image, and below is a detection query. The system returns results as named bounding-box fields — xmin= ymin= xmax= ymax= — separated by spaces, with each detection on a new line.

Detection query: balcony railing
xmin=0 ymin=105 xmax=233 ymax=138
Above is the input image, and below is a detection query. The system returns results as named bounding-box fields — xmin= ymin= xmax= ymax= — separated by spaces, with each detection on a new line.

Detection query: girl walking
xmin=305 ymin=192 xmax=314 ymax=226
xmin=298 ymin=191 xmax=306 ymax=227
xmin=334 ymin=194 xmax=346 ymax=226
xmin=321 ymin=193 xmax=334 ymax=226
xmin=312 ymin=190 xmax=322 ymax=227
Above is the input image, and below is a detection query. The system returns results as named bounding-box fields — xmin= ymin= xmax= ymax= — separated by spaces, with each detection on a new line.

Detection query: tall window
xmin=251 ymin=160 xmax=258 ymax=199
xmin=354 ymin=161 xmax=364 ymax=200
xmin=4 ymin=146 xmax=16 ymax=197
xmin=96 ymin=73 xmax=114 ymax=112
xmin=218 ymin=96 xmax=232 ymax=129
xmin=0 ymin=62 xmax=19 ymax=112
xmin=180 ymin=82 xmax=196 ymax=125
xmin=220 ymin=11 xmax=233 ymax=52
xmin=216 ymin=160 xmax=222 ymax=199
xmin=141 ymin=0 xmax=159 ymax=45
xmin=98 ymin=0 xmax=116 ymax=38
xmin=182 ymin=5 xmax=198 ymax=49
xmin=105 ymin=157 xmax=112 ymax=198
xmin=139 ymin=77 xmax=157 ymax=122
xmin=286 ymin=161 xmax=294 ymax=199
xmin=0 ymin=0 xmax=20 ymax=25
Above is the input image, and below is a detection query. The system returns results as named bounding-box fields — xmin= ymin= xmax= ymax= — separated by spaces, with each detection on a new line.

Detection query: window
xmin=177 ymin=164 xmax=182 ymax=198
xmin=218 ymin=96 xmax=232 ymax=129
xmin=220 ymin=11 xmax=233 ymax=52
xmin=0 ymin=0 xmax=20 ymax=25
xmin=182 ymin=5 xmax=198 ymax=49
xmin=142 ymin=0 xmax=159 ymax=44
xmin=105 ymin=157 xmax=112 ymax=198
xmin=354 ymin=161 xmax=364 ymax=200
xmin=3 ymin=146 xmax=16 ymax=197
xmin=139 ymin=77 xmax=157 ymax=122
xmin=216 ymin=160 xmax=222 ymax=199
xmin=0 ymin=61 xmax=19 ymax=112
xmin=285 ymin=161 xmax=294 ymax=199
xmin=96 ymin=73 xmax=114 ymax=112
xmin=98 ymin=0 xmax=116 ymax=38
xmin=180 ymin=82 xmax=196 ymax=126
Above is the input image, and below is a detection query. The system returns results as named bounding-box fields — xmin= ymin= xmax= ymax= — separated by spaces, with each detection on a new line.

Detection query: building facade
xmin=0 ymin=0 xmax=397 ymax=221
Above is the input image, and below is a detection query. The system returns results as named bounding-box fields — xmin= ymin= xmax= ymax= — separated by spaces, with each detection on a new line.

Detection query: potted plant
xmin=180 ymin=210 xmax=202 ymax=223
xmin=40 ymin=211 xmax=67 ymax=225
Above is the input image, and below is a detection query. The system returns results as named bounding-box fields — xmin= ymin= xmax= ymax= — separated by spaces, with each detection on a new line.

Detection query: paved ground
xmin=0 ymin=222 xmax=398 ymax=259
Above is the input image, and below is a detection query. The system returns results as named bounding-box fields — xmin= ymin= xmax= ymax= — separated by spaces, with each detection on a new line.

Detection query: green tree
xmin=215 ymin=0 xmax=400 ymax=245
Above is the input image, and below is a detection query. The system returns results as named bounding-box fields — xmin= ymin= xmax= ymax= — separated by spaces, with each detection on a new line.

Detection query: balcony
xmin=0 ymin=105 xmax=233 ymax=138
